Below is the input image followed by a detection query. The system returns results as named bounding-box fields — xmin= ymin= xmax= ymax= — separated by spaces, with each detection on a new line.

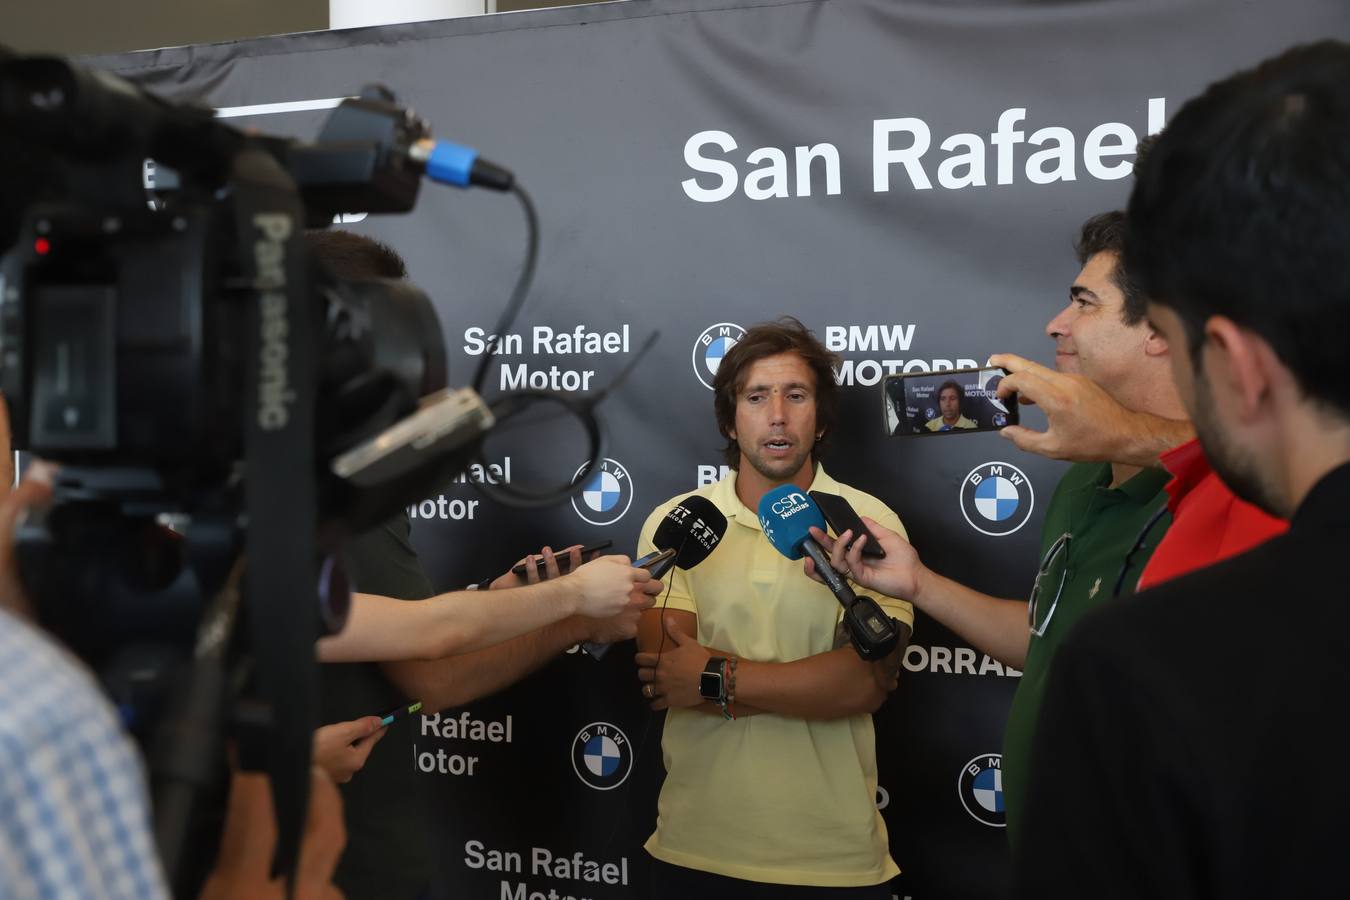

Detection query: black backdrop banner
xmin=90 ymin=1 xmax=1348 ymax=896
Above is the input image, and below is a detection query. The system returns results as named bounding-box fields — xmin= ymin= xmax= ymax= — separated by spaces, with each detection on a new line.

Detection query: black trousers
xmin=650 ymin=859 xmax=892 ymax=900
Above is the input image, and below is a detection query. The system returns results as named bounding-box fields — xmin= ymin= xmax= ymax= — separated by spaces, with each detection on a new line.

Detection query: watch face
xmin=699 ymin=671 xmax=723 ymax=700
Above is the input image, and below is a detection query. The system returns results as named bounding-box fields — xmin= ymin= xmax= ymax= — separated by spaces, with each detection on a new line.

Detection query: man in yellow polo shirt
xmin=924 ymin=380 xmax=977 ymax=431
xmin=634 ymin=317 xmax=913 ymax=899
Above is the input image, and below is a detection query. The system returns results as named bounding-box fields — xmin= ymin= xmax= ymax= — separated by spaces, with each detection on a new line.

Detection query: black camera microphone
xmin=583 ymin=494 xmax=728 ymax=659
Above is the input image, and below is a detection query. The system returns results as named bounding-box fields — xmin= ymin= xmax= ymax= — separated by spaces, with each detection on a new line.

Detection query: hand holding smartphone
xmin=810 ymin=491 xmax=886 ymax=560
xmin=883 ymin=366 xmax=1018 ymax=436
xmin=582 ymin=548 xmax=675 ymax=660
xmin=510 ymin=539 xmax=614 ymax=579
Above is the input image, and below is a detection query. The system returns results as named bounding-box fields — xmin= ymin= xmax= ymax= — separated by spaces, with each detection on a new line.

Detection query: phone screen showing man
xmin=883 ymin=367 xmax=1018 ymax=436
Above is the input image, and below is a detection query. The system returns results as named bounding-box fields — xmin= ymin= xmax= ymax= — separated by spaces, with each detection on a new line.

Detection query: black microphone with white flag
xmin=584 ymin=494 xmax=728 ymax=658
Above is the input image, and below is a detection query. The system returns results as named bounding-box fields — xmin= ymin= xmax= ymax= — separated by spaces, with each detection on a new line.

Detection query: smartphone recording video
xmin=883 ymin=366 xmax=1017 ymax=436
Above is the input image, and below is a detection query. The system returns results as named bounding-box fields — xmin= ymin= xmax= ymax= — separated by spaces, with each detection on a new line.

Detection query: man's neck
xmin=943 ymin=414 xmax=959 ymax=425
xmin=734 ymin=456 xmax=816 ymax=511
xmin=1273 ymin=406 xmax=1350 ymax=517
xmin=1109 ymin=462 xmax=1142 ymax=489
xmin=1104 ymin=371 xmax=1190 ymax=479
xmin=1111 ymin=369 xmax=1188 ymax=423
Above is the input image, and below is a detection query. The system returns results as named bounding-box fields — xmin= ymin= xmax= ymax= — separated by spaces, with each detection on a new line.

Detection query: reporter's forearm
xmin=912 ymin=569 xmax=1029 ymax=669
xmin=381 ymin=615 xmax=590 ymax=712
xmin=318 ymin=578 xmax=581 ymax=663
xmin=316 ymin=592 xmax=467 ymax=663
xmin=1118 ymin=414 xmax=1194 ymax=469
xmin=457 ymin=577 xmax=581 ymax=653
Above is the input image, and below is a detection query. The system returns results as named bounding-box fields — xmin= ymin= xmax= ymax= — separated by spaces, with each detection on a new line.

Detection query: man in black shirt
xmin=1017 ymin=41 xmax=1350 ymax=898
xmin=324 ymin=514 xmax=434 ymax=899
xmin=311 ymin=231 xmax=650 ymax=899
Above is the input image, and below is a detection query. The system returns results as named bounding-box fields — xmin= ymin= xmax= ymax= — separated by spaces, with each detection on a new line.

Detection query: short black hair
xmin=304 ymin=229 xmax=407 ymax=280
xmin=1132 ymin=132 xmax=1161 ymax=180
xmin=1074 ymin=211 xmax=1145 ymax=326
xmin=1127 ymin=40 xmax=1350 ymax=420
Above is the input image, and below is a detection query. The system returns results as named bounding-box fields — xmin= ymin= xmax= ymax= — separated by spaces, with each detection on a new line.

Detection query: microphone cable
xmin=470 ymin=182 xmax=537 ymax=396
xmin=594 ymin=529 xmax=688 ymax=858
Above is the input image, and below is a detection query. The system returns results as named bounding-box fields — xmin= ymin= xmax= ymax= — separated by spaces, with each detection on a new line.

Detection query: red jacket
xmin=1137 ymin=438 xmax=1288 ymax=591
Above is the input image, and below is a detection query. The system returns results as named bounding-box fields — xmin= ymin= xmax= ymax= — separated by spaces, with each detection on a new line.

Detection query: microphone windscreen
xmin=756 ymin=485 xmax=825 ymax=560
xmin=653 ymin=494 xmax=728 ymax=569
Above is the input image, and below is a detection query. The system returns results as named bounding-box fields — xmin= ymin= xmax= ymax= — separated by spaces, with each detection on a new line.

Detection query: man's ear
xmin=1143 ymin=324 xmax=1170 ymax=359
xmin=1203 ymin=315 xmax=1274 ymax=421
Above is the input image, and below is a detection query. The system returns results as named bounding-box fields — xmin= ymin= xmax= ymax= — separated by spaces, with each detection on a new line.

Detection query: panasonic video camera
xmin=0 ymin=49 xmax=498 ymax=886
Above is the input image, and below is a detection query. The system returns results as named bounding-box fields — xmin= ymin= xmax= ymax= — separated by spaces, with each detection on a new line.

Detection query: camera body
xmin=0 ymin=52 xmax=493 ymax=886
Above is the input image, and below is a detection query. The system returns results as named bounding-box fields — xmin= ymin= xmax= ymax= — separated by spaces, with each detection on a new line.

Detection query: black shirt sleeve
xmin=342 ymin=512 xmax=435 ymax=600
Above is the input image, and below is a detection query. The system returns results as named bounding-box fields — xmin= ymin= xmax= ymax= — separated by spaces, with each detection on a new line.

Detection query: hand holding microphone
xmin=490 ymin=544 xmax=586 ymax=590
xmin=488 ymin=542 xmax=659 ymax=618
xmin=584 ymin=494 xmax=729 ymax=658
xmin=569 ymin=555 xmax=662 ymax=620
xmin=757 ymin=486 xmax=902 ymax=661
xmin=805 ymin=517 xmax=926 ymax=604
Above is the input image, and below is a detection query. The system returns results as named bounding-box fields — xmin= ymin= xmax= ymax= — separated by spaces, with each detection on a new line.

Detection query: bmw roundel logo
xmin=958 ymin=753 xmax=1006 ymax=828
xmin=571 ymin=722 xmax=633 ymax=791
xmin=692 ymin=323 xmax=746 ymax=390
xmin=571 ymin=458 xmax=634 ymax=526
xmin=960 ymin=461 xmax=1034 ymax=537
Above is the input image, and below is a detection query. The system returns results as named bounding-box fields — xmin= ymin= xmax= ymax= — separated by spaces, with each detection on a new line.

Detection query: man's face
xmin=939 ymin=386 xmax=961 ymax=420
xmin=729 ymin=352 xmax=819 ymax=484
xmin=1148 ymin=301 xmax=1281 ymax=514
xmin=1045 ymin=251 xmax=1149 ymax=394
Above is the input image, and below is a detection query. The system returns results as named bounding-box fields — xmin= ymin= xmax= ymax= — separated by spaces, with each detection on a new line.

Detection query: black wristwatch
xmin=699 ymin=657 xmax=727 ymax=702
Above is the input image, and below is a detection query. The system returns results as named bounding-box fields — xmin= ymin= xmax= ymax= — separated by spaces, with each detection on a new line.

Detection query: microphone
xmin=583 ymin=494 xmax=728 ymax=659
xmin=650 ymin=494 xmax=728 ymax=578
xmin=757 ymin=485 xmax=902 ymax=661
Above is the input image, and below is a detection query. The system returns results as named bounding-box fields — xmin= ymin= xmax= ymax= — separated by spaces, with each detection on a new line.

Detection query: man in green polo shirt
xmin=810 ymin=210 xmax=1185 ymax=843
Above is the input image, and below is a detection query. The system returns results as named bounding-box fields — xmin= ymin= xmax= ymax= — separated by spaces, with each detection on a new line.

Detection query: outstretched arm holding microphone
xmin=316 ymin=549 xmax=659 ymax=663
xmin=806 ymin=518 xmax=1033 ymax=669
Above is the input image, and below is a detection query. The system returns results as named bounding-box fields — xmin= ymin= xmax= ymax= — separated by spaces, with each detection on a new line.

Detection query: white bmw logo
xmin=571 ymin=458 xmax=634 ymax=526
xmin=960 ymin=461 xmax=1035 ymax=537
xmin=692 ymin=323 xmax=746 ymax=390
xmin=958 ymin=753 xmax=1006 ymax=828
xmin=571 ymin=722 xmax=633 ymax=791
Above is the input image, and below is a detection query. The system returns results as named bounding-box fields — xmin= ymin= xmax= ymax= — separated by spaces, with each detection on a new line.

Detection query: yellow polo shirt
xmin=638 ymin=466 xmax=913 ymax=887
xmin=925 ymin=414 xmax=977 ymax=431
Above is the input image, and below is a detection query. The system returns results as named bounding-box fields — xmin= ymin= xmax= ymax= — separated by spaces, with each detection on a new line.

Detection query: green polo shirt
xmin=1002 ymin=461 xmax=1171 ymax=844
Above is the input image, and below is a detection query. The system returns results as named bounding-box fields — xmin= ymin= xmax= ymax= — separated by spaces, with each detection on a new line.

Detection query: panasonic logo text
xmin=254 ymin=213 xmax=296 ymax=431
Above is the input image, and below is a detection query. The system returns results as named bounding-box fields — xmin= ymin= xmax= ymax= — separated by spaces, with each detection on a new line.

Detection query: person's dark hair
xmin=713 ymin=317 xmax=839 ymax=469
xmin=304 ymin=229 xmax=407 ymax=280
xmin=1132 ymin=132 xmax=1161 ymax=180
xmin=1127 ymin=40 xmax=1350 ymax=420
xmin=1074 ymin=211 xmax=1146 ymax=326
